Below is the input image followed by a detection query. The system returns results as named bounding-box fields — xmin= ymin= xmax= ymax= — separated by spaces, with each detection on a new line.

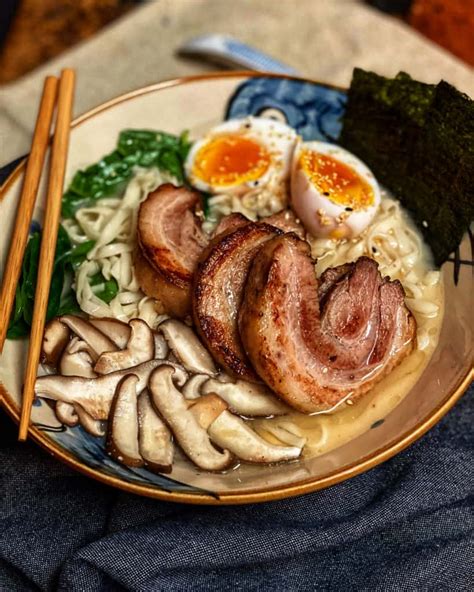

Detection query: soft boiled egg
xmin=185 ymin=117 xmax=297 ymax=198
xmin=291 ymin=141 xmax=381 ymax=239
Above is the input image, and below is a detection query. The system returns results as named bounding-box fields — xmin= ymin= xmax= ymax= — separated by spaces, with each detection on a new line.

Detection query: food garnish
xmin=291 ymin=141 xmax=381 ymax=239
xmin=340 ymin=68 xmax=474 ymax=265
xmin=7 ymin=226 xmax=93 ymax=339
xmin=62 ymin=129 xmax=192 ymax=218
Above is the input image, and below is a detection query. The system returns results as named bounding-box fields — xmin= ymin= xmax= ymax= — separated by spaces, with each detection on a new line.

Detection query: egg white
xmin=291 ymin=141 xmax=381 ymax=239
xmin=185 ymin=116 xmax=297 ymax=196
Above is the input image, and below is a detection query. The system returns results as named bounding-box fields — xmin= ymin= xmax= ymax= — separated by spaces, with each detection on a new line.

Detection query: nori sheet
xmin=339 ymin=68 xmax=474 ymax=266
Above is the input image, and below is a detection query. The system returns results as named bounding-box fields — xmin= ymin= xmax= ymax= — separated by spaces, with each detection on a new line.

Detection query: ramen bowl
xmin=0 ymin=72 xmax=472 ymax=504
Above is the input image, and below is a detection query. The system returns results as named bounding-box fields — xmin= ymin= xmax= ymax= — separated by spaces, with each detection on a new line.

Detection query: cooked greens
xmin=62 ymin=129 xmax=192 ymax=218
xmin=339 ymin=68 xmax=474 ymax=266
xmin=6 ymin=226 xmax=94 ymax=339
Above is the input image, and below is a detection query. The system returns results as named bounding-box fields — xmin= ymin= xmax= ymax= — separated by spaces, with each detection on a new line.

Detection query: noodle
xmin=64 ymin=167 xmax=176 ymax=328
xmin=202 ymin=169 xmax=288 ymax=234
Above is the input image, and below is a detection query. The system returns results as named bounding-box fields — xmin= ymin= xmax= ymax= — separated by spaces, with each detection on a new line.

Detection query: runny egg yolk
xmin=300 ymin=149 xmax=374 ymax=209
xmin=192 ymin=134 xmax=271 ymax=187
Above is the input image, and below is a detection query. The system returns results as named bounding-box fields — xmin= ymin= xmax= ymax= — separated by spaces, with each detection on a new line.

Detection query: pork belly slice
xmin=212 ymin=210 xmax=305 ymax=239
xmin=264 ymin=210 xmax=305 ymax=239
xmin=212 ymin=213 xmax=249 ymax=237
xmin=239 ymin=234 xmax=416 ymax=413
xmin=193 ymin=222 xmax=282 ymax=382
xmin=136 ymin=184 xmax=207 ymax=318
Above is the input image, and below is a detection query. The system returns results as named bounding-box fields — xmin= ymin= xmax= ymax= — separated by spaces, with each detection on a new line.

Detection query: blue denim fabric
xmin=0 ymin=383 xmax=472 ymax=592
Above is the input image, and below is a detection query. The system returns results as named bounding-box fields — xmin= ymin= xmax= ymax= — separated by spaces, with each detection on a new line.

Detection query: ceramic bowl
xmin=0 ymin=72 xmax=472 ymax=504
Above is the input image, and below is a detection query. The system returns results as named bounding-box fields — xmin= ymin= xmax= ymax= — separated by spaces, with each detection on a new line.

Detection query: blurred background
xmin=0 ymin=0 xmax=472 ymax=84
xmin=0 ymin=0 xmax=472 ymax=168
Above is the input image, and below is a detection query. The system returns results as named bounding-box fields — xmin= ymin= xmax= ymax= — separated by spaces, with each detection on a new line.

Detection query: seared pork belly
xmin=136 ymin=184 xmax=207 ymax=318
xmin=264 ymin=210 xmax=306 ymax=239
xmin=193 ymin=222 xmax=282 ymax=382
xmin=212 ymin=213 xmax=249 ymax=237
xmin=317 ymin=262 xmax=354 ymax=304
xmin=239 ymin=234 xmax=416 ymax=413
xmin=213 ymin=210 xmax=305 ymax=239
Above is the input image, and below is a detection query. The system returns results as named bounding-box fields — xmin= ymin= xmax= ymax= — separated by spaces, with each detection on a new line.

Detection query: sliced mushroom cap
xmin=59 ymin=337 xmax=97 ymax=378
xmin=55 ymin=401 xmax=78 ymax=427
xmin=42 ymin=319 xmax=70 ymax=366
xmin=60 ymin=315 xmax=118 ymax=361
xmin=159 ymin=319 xmax=217 ymax=376
xmin=75 ymin=404 xmax=106 ymax=437
xmin=137 ymin=391 xmax=173 ymax=473
xmin=182 ymin=374 xmax=209 ymax=400
xmin=94 ymin=319 xmax=155 ymax=375
xmin=202 ymin=377 xmax=289 ymax=417
xmin=149 ymin=366 xmax=232 ymax=471
xmin=107 ymin=374 xmax=143 ymax=466
xmin=35 ymin=359 xmax=173 ymax=420
xmin=208 ymin=410 xmax=303 ymax=464
xmin=89 ymin=317 xmax=131 ymax=349
xmin=188 ymin=394 xmax=228 ymax=430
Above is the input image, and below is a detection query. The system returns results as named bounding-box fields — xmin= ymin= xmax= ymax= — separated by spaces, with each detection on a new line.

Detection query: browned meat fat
xmin=238 ymin=234 xmax=416 ymax=413
xmin=212 ymin=213 xmax=250 ymax=238
xmin=193 ymin=222 xmax=282 ymax=382
xmin=264 ymin=209 xmax=306 ymax=238
xmin=136 ymin=184 xmax=208 ymax=318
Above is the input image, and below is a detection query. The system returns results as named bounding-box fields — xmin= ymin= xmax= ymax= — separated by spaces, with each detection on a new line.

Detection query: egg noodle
xmin=63 ymin=167 xmax=174 ymax=329
xmin=202 ymin=169 xmax=288 ymax=234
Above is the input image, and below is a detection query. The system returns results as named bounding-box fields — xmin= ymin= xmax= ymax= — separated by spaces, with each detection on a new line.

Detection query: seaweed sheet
xmin=339 ymin=69 xmax=474 ymax=266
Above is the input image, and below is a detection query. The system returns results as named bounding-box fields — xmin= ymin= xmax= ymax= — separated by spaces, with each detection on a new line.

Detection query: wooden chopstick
xmin=18 ymin=69 xmax=76 ymax=441
xmin=0 ymin=76 xmax=59 ymax=351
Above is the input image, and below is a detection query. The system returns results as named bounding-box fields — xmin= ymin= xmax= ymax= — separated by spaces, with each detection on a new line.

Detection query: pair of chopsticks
xmin=0 ymin=69 xmax=75 ymax=441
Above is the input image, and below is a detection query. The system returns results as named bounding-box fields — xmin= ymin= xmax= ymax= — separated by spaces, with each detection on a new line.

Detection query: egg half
xmin=291 ymin=141 xmax=381 ymax=239
xmin=185 ymin=117 xmax=297 ymax=198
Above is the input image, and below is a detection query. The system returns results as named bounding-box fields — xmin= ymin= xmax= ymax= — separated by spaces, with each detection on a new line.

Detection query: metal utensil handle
xmin=178 ymin=34 xmax=298 ymax=75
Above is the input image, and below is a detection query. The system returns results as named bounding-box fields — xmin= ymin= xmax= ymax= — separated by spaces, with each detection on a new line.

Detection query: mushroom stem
xmin=35 ymin=359 xmax=174 ymax=419
xmin=137 ymin=391 xmax=173 ymax=473
xmin=149 ymin=366 xmax=232 ymax=471
xmin=208 ymin=411 xmax=303 ymax=464
xmin=202 ymin=377 xmax=289 ymax=417
xmin=89 ymin=317 xmax=131 ymax=349
xmin=59 ymin=337 xmax=97 ymax=378
xmin=188 ymin=394 xmax=228 ymax=430
xmin=182 ymin=374 xmax=209 ymax=400
xmin=94 ymin=319 xmax=155 ymax=374
xmin=76 ymin=405 xmax=106 ymax=437
xmin=153 ymin=332 xmax=169 ymax=359
xmin=160 ymin=319 xmax=217 ymax=376
xmin=60 ymin=315 xmax=118 ymax=361
xmin=107 ymin=374 xmax=143 ymax=466
xmin=55 ymin=401 xmax=78 ymax=427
